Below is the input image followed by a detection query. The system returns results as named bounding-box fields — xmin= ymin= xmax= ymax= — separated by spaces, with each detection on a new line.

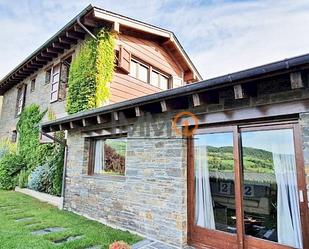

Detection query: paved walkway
xmin=132 ymin=239 xmax=177 ymax=249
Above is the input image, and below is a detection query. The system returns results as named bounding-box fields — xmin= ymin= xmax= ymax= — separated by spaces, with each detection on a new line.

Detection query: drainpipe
xmin=40 ymin=131 xmax=67 ymax=210
xmin=77 ymin=17 xmax=97 ymax=40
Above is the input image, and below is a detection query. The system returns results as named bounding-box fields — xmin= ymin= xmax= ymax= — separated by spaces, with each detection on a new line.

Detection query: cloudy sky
xmin=1 ymin=0 xmax=309 ymax=80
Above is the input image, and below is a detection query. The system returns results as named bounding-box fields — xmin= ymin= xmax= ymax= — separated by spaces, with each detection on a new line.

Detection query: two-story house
xmin=0 ymin=5 xmax=201 ymax=140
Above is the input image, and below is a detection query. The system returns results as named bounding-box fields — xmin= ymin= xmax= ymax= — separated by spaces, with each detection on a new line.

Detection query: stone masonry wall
xmin=64 ymin=117 xmax=188 ymax=247
xmin=64 ymin=72 xmax=309 ymax=247
xmin=0 ymin=45 xmax=78 ymax=139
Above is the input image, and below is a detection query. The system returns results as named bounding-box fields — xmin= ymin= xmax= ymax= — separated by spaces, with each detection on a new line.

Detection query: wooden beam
xmin=73 ymin=25 xmax=86 ymax=33
xmin=83 ymin=18 xmax=99 ymax=28
xmin=41 ymin=51 xmax=55 ymax=58
xmin=96 ymin=115 xmax=103 ymax=124
xmin=113 ymin=22 xmax=120 ymax=33
xmin=234 ymin=84 xmax=245 ymax=99
xmin=59 ymin=36 xmax=77 ymax=45
xmin=160 ymin=100 xmax=168 ymax=112
xmin=290 ymin=72 xmax=304 ymax=89
xmin=66 ymin=31 xmax=84 ymax=40
xmin=135 ymin=106 xmax=142 ymax=117
xmin=31 ymin=60 xmax=45 ymax=66
xmin=11 ymin=75 xmax=23 ymax=80
xmin=52 ymin=42 xmax=70 ymax=50
xmin=47 ymin=47 xmax=64 ymax=54
xmin=37 ymin=54 xmax=52 ymax=61
xmin=192 ymin=93 xmax=201 ymax=107
xmin=26 ymin=64 xmax=39 ymax=70
xmin=113 ymin=112 xmax=119 ymax=121
xmin=69 ymin=122 xmax=76 ymax=129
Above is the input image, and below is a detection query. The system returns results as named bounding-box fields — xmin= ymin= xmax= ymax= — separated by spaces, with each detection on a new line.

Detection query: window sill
xmin=82 ymin=174 xmax=126 ymax=182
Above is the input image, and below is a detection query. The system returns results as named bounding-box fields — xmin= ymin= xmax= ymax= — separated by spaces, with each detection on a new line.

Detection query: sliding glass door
xmin=188 ymin=123 xmax=308 ymax=249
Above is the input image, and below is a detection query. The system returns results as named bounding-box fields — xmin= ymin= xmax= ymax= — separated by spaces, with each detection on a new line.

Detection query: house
xmin=41 ymin=54 xmax=309 ymax=249
xmin=0 ymin=5 xmax=201 ymax=140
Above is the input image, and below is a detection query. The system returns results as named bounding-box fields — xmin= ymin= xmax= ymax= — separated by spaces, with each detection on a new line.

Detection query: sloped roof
xmin=0 ymin=4 xmax=201 ymax=95
xmin=41 ymin=52 xmax=309 ymax=133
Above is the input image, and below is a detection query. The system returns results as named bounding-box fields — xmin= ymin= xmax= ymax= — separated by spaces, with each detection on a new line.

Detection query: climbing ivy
xmin=16 ymin=104 xmax=54 ymax=169
xmin=66 ymin=28 xmax=115 ymax=114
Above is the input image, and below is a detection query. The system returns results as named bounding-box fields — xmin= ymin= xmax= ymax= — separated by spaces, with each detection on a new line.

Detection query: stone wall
xmin=299 ymin=113 xmax=309 ymax=202
xmin=63 ymin=72 xmax=309 ymax=247
xmin=0 ymin=46 xmax=77 ymax=139
xmin=64 ymin=117 xmax=188 ymax=247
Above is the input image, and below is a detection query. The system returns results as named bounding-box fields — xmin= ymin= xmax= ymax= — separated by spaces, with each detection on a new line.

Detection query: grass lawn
xmin=0 ymin=190 xmax=142 ymax=249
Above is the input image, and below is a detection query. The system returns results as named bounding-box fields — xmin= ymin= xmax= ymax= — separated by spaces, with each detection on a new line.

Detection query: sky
xmin=196 ymin=129 xmax=295 ymax=154
xmin=1 ymin=0 xmax=309 ymax=80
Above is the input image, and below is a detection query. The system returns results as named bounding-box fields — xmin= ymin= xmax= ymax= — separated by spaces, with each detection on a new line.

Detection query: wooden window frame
xmin=50 ymin=63 xmax=61 ymax=103
xmin=150 ymin=69 xmax=170 ymax=90
xmin=15 ymin=84 xmax=26 ymax=117
xmin=30 ymin=76 xmax=36 ymax=92
xmin=188 ymin=120 xmax=309 ymax=249
xmin=129 ymin=57 xmax=171 ymax=89
xmin=88 ymin=135 xmax=127 ymax=176
xmin=45 ymin=67 xmax=52 ymax=85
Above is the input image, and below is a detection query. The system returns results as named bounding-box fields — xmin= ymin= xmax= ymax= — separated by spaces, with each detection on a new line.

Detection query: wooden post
xmin=234 ymin=84 xmax=245 ymax=99
xmin=160 ymin=100 xmax=167 ymax=112
xmin=290 ymin=72 xmax=303 ymax=89
xmin=135 ymin=106 xmax=142 ymax=117
xmin=192 ymin=94 xmax=201 ymax=107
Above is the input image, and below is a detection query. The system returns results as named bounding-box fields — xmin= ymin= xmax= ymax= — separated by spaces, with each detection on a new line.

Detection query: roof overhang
xmin=0 ymin=5 xmax=202 ymax=95
xmin=41 ymin=53 xmax=309 ymax=133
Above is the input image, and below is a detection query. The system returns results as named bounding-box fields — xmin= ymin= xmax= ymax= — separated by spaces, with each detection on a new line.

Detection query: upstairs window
xmin=30 ymin=78 xmax=36 ymax=92
xmin=129 ymin=59 xmax=149 ymax=83
xmin=50 ymin=64 xmax=60 ymax=102
xmin=129 ymin=58 xmax=170 ymax=90
xmin=89 ymin=136 xmax=127 ymax=176
xmin=15 ymin=84 xmax=26 ymax=117
xmin=45 ymin=68 xmax=51 ymax=84
xmin=151 ymin=70 xmax=169 ymax=90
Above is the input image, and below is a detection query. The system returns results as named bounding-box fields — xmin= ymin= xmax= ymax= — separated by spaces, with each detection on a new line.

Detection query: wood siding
xmin=110 ymin=33 xmax=184 ymax=104
xmin=110 ymin=71 xmax=161 ymax=104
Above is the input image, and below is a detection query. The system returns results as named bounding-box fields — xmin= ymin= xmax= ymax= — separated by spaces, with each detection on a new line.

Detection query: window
xmin=189 ymin=123 xmax=306 ymax=249
xmin=129 ymin=58 xmax=170 ymax=90
xmin=50 ymin=64 xmax=60 ymax=102
xmin=15 ymin=85 xmax=26 ymax=116
xmin=129 ymin=59 xmax=149 ymax=83
xmin=30 ymin=78 xmax=36 ymax=92
xmin=90 ymin=136 xmax=127 ymax=175
xmin=45 ymin=68 xmax=51 ymax=84
xmin=151 ymin=71 xmax=169 ymax=90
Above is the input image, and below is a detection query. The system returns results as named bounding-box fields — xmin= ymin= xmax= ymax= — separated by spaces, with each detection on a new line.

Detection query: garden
xmin=0 ymin=190 xmax=141 ymax=249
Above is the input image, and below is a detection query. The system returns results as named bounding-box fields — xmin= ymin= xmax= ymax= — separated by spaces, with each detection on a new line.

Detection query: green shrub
xmin=66 ymin=28 xmax=115 ymax=114
xmin=28 ymin=165 xmax=52 ymax=193
xmin=0 ymin=153 xmax=25 ymax=190
xmin=0 ymin=138 xmax=16 ymax=159
xmin=18 ymin=169 xmax=29 ymax=188
xmin=48 ymin=138 xmax=65 ymax=196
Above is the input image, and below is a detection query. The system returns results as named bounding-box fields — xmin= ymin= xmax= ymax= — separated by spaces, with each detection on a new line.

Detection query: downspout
xmin=77 ymin=17 xmax=97 ymax=40
xmin=40 ymin=130 xmax=67 ymax=210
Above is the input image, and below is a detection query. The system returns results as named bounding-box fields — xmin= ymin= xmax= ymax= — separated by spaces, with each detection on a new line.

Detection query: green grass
xmin=0 ymin=190 xmax=142 ymax=249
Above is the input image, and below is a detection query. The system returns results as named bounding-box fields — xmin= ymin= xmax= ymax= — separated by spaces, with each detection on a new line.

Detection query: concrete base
xmin=15 ymin=187 xmax=62 ymax=209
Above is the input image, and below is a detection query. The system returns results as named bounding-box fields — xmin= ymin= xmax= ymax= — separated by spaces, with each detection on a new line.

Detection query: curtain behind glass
xmin=271 ymin=132 xmax=303 ymax=249
xmin=195 ymin=145 xmax=215 ymax=229
xmin=273 ymin=153 xmax=302 ymax=248
xmin=94 ymin=140 xmax=104 ymax=174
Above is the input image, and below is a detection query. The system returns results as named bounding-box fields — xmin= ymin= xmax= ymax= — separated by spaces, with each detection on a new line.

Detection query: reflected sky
xmin=195 ymin=129 xmax=295 ymax=154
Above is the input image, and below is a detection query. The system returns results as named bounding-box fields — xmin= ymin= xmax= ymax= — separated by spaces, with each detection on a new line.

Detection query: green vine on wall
xmin=17 ymin=104 xmax=54 ymax=169
xmin=66 ymin=28 xmax=115 ymax=114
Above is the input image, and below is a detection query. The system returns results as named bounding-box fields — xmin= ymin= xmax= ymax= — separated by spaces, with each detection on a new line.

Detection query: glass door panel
xmin=194 ymin=132 xmax=236 ymax=234
xmin=241 ymin=128 xmax=303 ymax=249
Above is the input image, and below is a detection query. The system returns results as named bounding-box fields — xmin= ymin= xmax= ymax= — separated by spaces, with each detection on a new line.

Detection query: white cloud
xmin=1 ymin=0 xmax=309 ymax=80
